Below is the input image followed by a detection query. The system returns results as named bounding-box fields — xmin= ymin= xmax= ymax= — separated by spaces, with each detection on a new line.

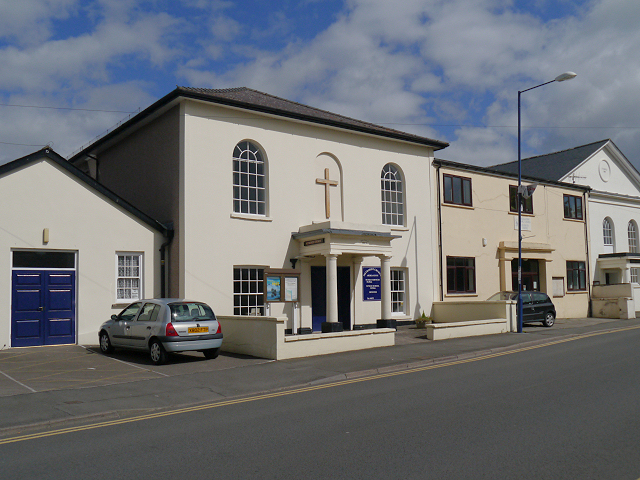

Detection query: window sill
xmin=230 ymin=213 xmax=273 ymax=222
xmin=508 ymin=211 xmax=534 ymax=217
xmin=444 ymin=293 xmax=478 ymax=298
xmin=565 ymin=290 xmax=588 ymax=294
xmin=390 ymin=226 xmax=409 ymax=232
xmin=442 ymin=203 xmax=474 ymax=210
xmin=563 ymin=217 xmax=585 ymax=223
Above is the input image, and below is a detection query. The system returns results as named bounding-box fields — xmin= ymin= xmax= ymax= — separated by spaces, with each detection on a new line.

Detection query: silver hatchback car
xmin=99 ymin=299 xmax=223 ymax=365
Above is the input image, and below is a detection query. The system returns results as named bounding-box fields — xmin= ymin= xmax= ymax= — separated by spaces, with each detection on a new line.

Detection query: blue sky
xmin=1 ymin=0 xmax=639 ymax=170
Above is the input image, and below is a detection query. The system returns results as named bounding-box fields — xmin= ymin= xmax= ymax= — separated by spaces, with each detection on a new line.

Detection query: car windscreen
xmin=169 ymin=303 xmax=217 ymax=322
xmin=487 ymin=292 xmax=517 ymax=301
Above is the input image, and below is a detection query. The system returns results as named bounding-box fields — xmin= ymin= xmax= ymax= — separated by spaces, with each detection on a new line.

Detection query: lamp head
xmin=555 ymin=72 xmax=577 ymax=82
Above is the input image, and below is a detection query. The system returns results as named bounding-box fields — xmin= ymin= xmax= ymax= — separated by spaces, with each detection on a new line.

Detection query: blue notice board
xmin=363 ymin=267 xmax=381 ymax=301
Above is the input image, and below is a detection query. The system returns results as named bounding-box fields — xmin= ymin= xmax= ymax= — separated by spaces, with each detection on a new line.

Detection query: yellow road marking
xmin=1 ymin=324 xmax=639 ymax=445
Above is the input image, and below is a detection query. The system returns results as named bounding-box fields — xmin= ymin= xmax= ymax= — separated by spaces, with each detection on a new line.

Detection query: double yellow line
xmin=2 ymin=324 xmax=639 ymax=445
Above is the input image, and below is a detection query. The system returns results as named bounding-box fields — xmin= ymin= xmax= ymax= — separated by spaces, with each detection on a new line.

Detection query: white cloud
xmin=0 ymin=82 xmax=155 ymax=163
xmin=0 ymin=0 xmax=79 ymax=46
xmin=0 ymin=12 xmax=180 ymax=93
xmin=3 ymin=0 xmax=640 ymax=172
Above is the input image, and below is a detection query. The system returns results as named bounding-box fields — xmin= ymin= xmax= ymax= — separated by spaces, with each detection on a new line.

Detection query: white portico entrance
xmin=292 ymin=221 xmax=399 ymax=333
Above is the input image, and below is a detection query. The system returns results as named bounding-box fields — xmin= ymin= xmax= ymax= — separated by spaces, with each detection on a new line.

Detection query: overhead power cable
xmin=0 ymin=102 xmax=135 ymax=113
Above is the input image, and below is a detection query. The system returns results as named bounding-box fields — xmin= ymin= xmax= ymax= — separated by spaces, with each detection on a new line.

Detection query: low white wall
xmin=634 ymin=285 xmax=640 ymax=317
xmin=218 ymin=315 xmax=285 ymax=359
xmin=592 ymin=283 xmax=633 ymax=299
xmin=281 ymin=329 xmax=395 ymax=360
xmin=426 ymin=319 xmax=508 ymax=341
xmin=428 ymin=300 xmax=516 ymax=338
xmin=218 ymin=315 xmax=395 ymax=360
xmin=591 ymin=283 xmax=636 ymax=319
xmin=432 ymin=301 xmax=512 ymax=323
xmin=591 ymin=298 xmax=634 ymax=319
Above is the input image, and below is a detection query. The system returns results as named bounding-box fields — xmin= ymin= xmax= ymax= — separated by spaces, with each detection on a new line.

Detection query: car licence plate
xmin=188 ymin=327 xmax=209 ymax=334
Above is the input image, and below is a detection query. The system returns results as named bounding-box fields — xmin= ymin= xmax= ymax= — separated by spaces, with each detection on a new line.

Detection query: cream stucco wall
xmin=179 ymin=100 xmax=440 ymax=328
xmin=0 ymin=158 xmax=164 ymax=347
xmin=436 ymin=164 xmax=590 ymax=318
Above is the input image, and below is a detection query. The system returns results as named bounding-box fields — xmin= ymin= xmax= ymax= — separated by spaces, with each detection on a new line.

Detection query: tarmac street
xmin=0 ymin=316 xmax=637 ymax=435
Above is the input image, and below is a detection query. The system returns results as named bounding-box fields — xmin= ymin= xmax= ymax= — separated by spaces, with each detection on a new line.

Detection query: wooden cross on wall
xmin=316 ymin=168 xmax=338 ymax=219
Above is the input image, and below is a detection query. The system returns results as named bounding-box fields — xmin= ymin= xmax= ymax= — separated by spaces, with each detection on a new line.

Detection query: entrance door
xmin=511 ymin=259 xmax=540 ymax=292
xmin=11 ymin=270 xmax=76 ymax=347
xmin=311 ymin=266 xmax=351 ymax=331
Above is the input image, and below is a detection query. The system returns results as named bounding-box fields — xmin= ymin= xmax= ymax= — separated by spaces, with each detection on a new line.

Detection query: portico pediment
xmin=292 ymin=221 xmax=399 ymax=257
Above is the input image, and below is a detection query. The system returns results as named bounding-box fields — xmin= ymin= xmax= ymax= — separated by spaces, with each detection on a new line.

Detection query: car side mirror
xmin=111 ymin=314 xmax=118 ymax=321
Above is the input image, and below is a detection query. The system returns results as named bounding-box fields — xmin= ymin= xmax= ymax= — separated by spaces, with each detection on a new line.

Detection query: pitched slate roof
xmin=489 ymin=139 xmax=610 ymax=181
xmin=433 ymin=158 xmax=589 ymax=192
xmin=69 ymin=87 xmax=447 ymax=162
xmin=177 ymin=86 xmax=447 ymax=149
xmin=0 ymin=148 xmax=170 ymax=235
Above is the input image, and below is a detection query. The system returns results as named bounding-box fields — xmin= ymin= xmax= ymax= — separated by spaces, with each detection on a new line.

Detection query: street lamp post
xmin=517 ymin=72 xmax=576 ymax=333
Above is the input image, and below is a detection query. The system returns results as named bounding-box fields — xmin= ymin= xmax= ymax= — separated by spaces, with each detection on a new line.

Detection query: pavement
xmin=0 ymin=316 xmax=638 ymax=436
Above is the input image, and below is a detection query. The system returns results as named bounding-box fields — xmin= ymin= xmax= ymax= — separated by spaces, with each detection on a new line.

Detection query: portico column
xmin=299 ymin=257 xmax=313 ymax=334
xmin=322 ymin=253 xmax=343 ymax=332
xmin=377 ymin=255 xmax=395 ymax=328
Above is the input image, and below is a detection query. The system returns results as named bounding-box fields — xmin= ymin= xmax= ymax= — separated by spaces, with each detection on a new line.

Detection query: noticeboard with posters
xmin=264 ymin=269 xmax=299 ymax=303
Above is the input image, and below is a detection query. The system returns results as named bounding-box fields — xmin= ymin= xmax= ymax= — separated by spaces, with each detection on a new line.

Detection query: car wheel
xmin=99 ymin=331 xmax=114 ymax=354
xmin=543 ymin=312 xmax=555 ymax=327
xmin=203 ymin=348 xmax=220 ymax=360
xmin=150 ymin=339 xmax=168 ymax=365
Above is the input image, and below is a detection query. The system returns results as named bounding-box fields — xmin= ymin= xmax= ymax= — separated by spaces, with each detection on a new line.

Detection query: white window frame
xmin=603 ymin=218 xmax=613 ymax=248
xmin=381 ymin=164 xmax=405 ymax=226
xmin=233 ymin=266 xmax=266 ymax=316
xmin=631 ymin=267 xmax=640 ymax=284
xmin=628 ymin=221 xmax=638 ymax=253
xmin=390 ymin=268 xmax=406 ymax=315
xmin=116 ymin=253 xmax=143 ymax=302
xmin=233 ymin=141 xmax=267 ymax=216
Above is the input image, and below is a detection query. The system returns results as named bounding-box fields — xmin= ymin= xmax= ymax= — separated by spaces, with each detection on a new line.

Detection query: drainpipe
xmin=160 ymin=223 xmax=175 ymax=298
xmin=435 ymin=162 xmax=444 ymax=302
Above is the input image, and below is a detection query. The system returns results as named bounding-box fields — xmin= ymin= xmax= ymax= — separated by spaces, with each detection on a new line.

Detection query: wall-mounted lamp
xmin=482 ymin=238 xmax=487 ymax=247
xmin=43 ymin=228 xmax=50 ymax=244
xmin=290 ymin=258 xmax=298 ymax=269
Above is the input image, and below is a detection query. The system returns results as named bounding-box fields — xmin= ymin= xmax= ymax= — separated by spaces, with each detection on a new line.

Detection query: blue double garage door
xmin=11 ymin=252 xmax=76 ymax=347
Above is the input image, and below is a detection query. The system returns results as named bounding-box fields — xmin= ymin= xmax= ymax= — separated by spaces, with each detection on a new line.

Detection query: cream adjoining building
xmin=434 ymin=159 xmax=590 ymax=319
xmin=492 ymin=139 xmax=640 ymax=318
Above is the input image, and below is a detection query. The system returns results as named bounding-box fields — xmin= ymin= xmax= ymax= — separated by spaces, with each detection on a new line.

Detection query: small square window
xmin=443 ymin=174 xmax=472 ymax=207
xmin=563 ymin=195 xmax=583 ymax=220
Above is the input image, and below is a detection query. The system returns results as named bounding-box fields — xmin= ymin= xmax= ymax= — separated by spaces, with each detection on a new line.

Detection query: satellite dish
xmin=518 ymin=183 xmax=538 ymax=199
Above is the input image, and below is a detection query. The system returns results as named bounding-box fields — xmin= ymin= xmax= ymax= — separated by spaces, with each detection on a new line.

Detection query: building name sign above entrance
xmin=304 ymin=238 xmax=325 ymax=246
xmin=363 ymin=267 xmax=381 ymax=301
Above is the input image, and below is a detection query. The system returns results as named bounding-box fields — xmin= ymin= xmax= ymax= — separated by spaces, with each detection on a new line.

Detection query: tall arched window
xmin=381 ymin=164 xmax=404 ymax=226
xmin=628 ymin=221 xmax=638 ymax=253
xmin=603 ymin=217 xmax=614 ymax=253
xmin=233 ymin=141 xmax=266 ymax=215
